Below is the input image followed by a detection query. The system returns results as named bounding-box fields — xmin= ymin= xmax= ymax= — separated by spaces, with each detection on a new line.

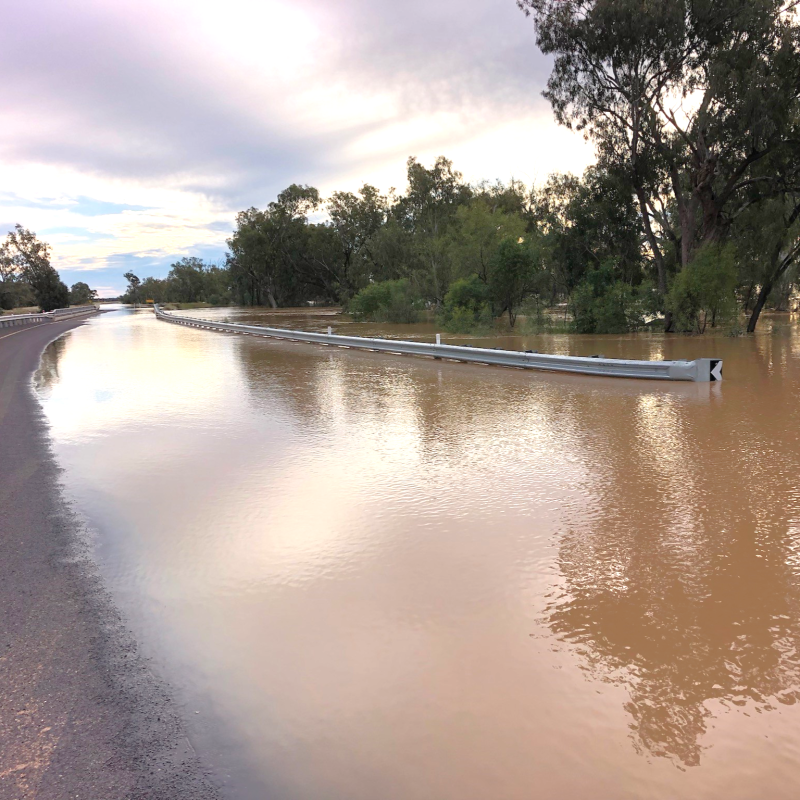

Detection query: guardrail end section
xmin=693 ymin=358 xmax=723 ymax=382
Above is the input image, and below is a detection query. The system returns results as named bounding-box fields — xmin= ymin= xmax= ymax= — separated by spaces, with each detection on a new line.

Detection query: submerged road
xmin=0 ymin=318 xmax=220 ymax=800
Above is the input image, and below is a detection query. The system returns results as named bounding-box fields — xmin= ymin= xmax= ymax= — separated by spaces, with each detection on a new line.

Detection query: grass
xmin=1 ymin=305 xmax=41 ymax=316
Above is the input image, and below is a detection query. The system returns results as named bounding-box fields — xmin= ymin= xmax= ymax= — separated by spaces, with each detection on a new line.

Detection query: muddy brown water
xmin=35 ymin=307 xmax=800 ymax=799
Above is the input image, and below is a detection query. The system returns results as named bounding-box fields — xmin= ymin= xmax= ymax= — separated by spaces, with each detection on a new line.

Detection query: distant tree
xmin=533 ymin=168 xmax=646 ymax=299
xmin=69 ymin=281 xmax=97 ymax=305
xmin=167 ymin=257 xmax=207 ymax=303
xmin=448 ymin=198 xmax=527 ymax=285
xmin=0 ymin=238 xmax=33 ymax=309
xmin=6 ymin=225 xmax=69 ymax=311
xmin=401 ymin=156 xmax=472 ymax=303
xmin=323 ymin=184 xmax=388 ymax=300
xmin=489 ymin=237 xmax=541 ymax=327
xmin=228 ymin=184 xmax=321 ymax=308
xmin=139 ymin=276 xmax=169 ymax=304
xmin=123 ymin=271 xmax=141 ymax=305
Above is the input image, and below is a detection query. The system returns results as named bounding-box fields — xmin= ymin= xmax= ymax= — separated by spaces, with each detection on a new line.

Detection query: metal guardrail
xmin=153 ymin=305 xmax=722 ymax=382
xmin=0 ymin=305 xmax=99 ymax=330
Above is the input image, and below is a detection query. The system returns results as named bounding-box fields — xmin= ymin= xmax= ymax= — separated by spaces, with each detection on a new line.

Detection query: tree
xmin=401 ymin=156 xmax=472 ymax=303
xmin=532 ymin=167 xmax=646 ymax=299
xmin=167 ymin=257 xmax=207 ymax=303
xmin=448 ymin=198 xmax=527 ymax=285
xmin=69 ymin=281 xmax=97 ymax=305
xmin=6 ymin=225 xmax=68 ymax=311
xmin=323 ymin=184 xmax=388 ymax=300
xmin=668 ymin=243 xmax=738 ymax=333
xmin=488 ymin=237 xmax=541 ymax=327
xmin=123 ymin=272 xmax=141 ymax=305
xmin=519 ymin=0 xmax=800 ymax=323
xmin=228 ymin=185 xmax=321 ymax=308
xmin=734 ymin=171 xmax=800 ymax=331
xmin=0 ymin=237 xmax=35 ymax=309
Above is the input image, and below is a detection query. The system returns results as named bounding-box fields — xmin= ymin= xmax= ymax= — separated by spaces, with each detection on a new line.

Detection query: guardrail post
xmin=328 ymin=326 xmax=332 ymax=336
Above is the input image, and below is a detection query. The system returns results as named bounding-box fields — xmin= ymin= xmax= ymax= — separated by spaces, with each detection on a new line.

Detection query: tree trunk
xmin=747 ymin=281 xmax=771 ymax=333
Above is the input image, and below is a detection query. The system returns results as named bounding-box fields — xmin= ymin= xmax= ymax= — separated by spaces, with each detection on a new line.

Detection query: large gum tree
xmin=518 ymin=0 xmax=800 ymax=328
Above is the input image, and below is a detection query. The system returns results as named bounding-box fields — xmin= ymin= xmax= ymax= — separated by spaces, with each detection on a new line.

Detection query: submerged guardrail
xmin=153 ymin=305 xmax=722 ymax=382
xmin=0 ymin=305 xmax=99 ymax=330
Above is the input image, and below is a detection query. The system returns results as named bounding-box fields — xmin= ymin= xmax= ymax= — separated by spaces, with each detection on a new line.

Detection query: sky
xmin=0 ymin=0 xmax=595 ymax=297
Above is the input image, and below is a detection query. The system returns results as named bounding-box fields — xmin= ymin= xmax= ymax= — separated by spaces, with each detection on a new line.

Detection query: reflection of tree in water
xmin=35 ymin=335 xmax=68 ymax=393
xmin=545 ymin=377 xmax=800 ymax=768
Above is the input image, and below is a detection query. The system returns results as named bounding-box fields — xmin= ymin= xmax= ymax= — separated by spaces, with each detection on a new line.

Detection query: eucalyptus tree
xmin=166 ymin=257 xmax=208 ymax=303
xmin=489 ymin=237 xmax=543 ymax=326
xmin=0 ymin=237 xmax=30 ymax=309
xmin=322 ymin=184 xmax=388 ymax=300
xmin=518 ymin=0 xmax=800 ymax=324
xmin=400 ymin=156 xmax=472 ymax=303
xmin=736 ymin=193 xmax=800 ymax=331
xmin=123 ymin=272 xmax=142 ymax=305
xmin=532 ymin=167 xmax=646 ymax=296
xmin=6 ymin=225 xmax=69 ymax=311
xmin=228 ymin=184 xmax=320 ymax=307
xmin=448 ymin=197 xmax=528 ymax=285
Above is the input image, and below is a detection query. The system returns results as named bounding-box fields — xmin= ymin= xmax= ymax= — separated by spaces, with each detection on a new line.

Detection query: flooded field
xmin=35 ymin=307 xmax=800 ymax=799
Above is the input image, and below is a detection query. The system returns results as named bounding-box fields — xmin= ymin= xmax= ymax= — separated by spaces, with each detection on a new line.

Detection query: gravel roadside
xmin=0 ymin=317 xmax=221 ymax=800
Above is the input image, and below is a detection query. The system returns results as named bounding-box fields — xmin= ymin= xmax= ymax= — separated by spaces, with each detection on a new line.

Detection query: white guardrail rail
xmin=0 ymin=305 xmax=99 ymax=330
xmin=154 ymin=305 xmax=723 ymax=382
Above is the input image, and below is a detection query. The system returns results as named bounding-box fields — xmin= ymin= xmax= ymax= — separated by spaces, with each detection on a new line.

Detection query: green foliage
xmin=533 ymin=168 xmax=644 ymax=295
xmin=4 ymin=225 xmax=69 ymax=311
xmin=348 ymin=279 xmax=420 ymax=323
xmin=123 ymin=261 xmax=231 ymax=306
xmin=488 ymin=237 xmax=542 ymax=327
xmin=32 ymin=268 xmax=69 ymax=312
xmin=570 ymin=263 xmax=647 ymax=334
xmin=69 ymin=281 xmax=97 ymax=305
xmin=667 ymin=244 xmax=739 ymax=333
xmin=448 ymin=199 xmax=528 ymax=284
xmin=439 ymin=275 xmax=492 ymax=332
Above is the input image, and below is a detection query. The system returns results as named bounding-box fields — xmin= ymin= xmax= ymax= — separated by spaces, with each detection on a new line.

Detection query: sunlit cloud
xmin=0 ymin=0 xmax=594 ymax=295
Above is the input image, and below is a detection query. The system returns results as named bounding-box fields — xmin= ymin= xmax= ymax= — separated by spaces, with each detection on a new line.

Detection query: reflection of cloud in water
xmin=34 ymin=310 xmax=246 ymax=443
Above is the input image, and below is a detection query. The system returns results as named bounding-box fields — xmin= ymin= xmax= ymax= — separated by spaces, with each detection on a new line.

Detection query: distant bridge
xmin=153 ymin=305 xmax=722 ymax=382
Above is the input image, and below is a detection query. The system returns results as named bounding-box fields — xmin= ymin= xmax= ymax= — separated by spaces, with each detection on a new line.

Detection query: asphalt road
xmin=0 ymin=317 xmax=220 ymax=800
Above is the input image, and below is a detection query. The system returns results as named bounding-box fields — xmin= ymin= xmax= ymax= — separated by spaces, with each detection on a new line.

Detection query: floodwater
xmin=35 ymin=307 xmax=800 ymax=799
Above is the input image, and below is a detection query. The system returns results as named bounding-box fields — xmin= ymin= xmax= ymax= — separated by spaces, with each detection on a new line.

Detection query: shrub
xmin=667 ymin=243 xmax=738 ymax=333
xmin=439 ymin=275 xmax=492 ymax=332
xmin=348 ymin=279 xmax=420 ymax=323
xmin=570 ymin=265 xmax=646 ymax=333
